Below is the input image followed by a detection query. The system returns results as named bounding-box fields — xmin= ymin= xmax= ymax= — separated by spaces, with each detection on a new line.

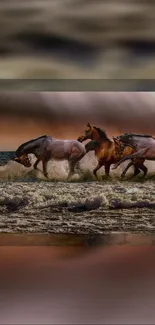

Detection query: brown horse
xmin=13 ymin=135 xmax=86 ymax=179
xmin=77 ymin=123 xmax=147 ymax=179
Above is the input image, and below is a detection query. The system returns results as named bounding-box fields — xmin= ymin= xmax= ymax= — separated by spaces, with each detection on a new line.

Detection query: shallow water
xmin=1 ymin=233 xmax=155 ymax=246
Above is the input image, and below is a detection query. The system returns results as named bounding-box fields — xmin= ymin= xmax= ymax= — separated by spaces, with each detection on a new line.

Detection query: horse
xmin=77 ymin=123 xmax=147 ymax=179
xmin=112 ymin=132 xmax=155 ymax=170
xmin=113 ymin=136 xmax=147 ymax=178
xmin=13 ymin=135 xmax=86 ymax=179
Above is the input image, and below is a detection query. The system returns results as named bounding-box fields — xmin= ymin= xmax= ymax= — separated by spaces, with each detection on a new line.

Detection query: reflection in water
xmin=0 ymin=233 xmax=154 ymax=246
xmin=0 ymin=235 xmax=155 ymax=324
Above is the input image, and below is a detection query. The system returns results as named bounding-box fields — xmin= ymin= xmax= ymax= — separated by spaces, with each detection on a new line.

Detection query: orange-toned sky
xmin=0 ymin=117 xmax=119 ymax=150
xmin=0 ymin=92 xmax=155 ymax=150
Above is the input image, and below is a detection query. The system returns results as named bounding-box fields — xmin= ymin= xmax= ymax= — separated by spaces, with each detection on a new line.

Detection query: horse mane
xmin=16 ymin=135 xmax=48 ymax=154
xmin=93 ymin=126 xmax=112 ymax=142
xmin=120 ymin=133 xmax=153 ymax=140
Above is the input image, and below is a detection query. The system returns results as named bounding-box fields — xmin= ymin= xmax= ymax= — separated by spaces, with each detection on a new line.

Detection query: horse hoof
xmin=121 ymin=174 xmax=125 ymax=179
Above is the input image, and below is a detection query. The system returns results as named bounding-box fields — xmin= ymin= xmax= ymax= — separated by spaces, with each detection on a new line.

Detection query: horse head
xmin=77 ymin=123 xmax=93 ymax=142
xmin=13 ymin=154 xmax=32 ymax=168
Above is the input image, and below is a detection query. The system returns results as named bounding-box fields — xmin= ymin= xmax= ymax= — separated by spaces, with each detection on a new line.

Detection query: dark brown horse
xmin=13 ymin=135 xmax=86 ymax=179
xmin=77 ymin=124 xmax=147 ymax=179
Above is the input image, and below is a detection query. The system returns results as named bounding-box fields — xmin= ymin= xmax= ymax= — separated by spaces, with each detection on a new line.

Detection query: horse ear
xmin=87 ymin=123 xmax=91 ymax=127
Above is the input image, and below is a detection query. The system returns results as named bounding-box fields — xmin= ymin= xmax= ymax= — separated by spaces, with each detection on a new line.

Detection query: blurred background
xmin=0 ymin=0 xmax=155 ymax=80
xmin=1 ymin=91 xmax=155 ymax=149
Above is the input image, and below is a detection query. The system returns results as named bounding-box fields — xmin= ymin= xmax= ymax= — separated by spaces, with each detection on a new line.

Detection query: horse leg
xmin=133 ymin=167 xmax=141 ymax=177
xmin=112 ymin=148 xmax=147 ymax=170
xmin=121 ymin=161 xmax=141 ymax=178
xmin=121 ymin=161 xmax=133 ymax=178
xmin=42 ymin=159 xmax=49 ymax=178
xmin=67 ymin=161 xmax=77 ymax=179
xmin=93 ymin=161 xmax=103 ymax=179
xmin=139 ymin=164 xmax=148 ymax=177
xmin=132 ymin=158 xmax=147 ymax=178
xmin=104 ymin=163 xmax=111 ymax=178
xmin=33 ymin=158 xmax=41 ymax=171
xmin=34 ymin=157 xmax=49 ymax=177
xmin=67 ymin=150 xmax=85 ymax=179
xmin=41 ymin=152 xmax=51 ymax=178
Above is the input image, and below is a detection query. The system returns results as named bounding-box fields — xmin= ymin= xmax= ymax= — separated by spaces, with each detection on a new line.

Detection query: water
xmin=0 ymin=232 xmax=154 ymax=246
xmin=0 ymin=151 xmax=15 ymax=165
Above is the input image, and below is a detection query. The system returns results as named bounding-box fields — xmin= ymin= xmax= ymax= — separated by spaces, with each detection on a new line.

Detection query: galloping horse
xmin=113 ymin=136 xmax=147 ymax=178
xmin=77 ymin=123 xmax=147 ymax=178
xmin=13 ymin=135 xmax=86 ymax=179
xmin=112 ymin=132 xmax=155 ymax=170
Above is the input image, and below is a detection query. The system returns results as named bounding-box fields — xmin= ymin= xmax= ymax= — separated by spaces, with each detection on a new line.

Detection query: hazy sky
xmin=0 ymin=92 xmax=155 ymax=150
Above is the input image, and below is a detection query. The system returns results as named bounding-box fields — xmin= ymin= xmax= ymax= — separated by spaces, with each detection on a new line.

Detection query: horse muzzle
xmin=12 ymin=157 xmax=21 ymax=164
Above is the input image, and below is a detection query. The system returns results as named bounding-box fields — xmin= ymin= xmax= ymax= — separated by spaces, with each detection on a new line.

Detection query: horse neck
xmin=89 ymin=129 xmax=99 ymax=140
xmin=17 ymin=139 xmax=41 ymax=156
xmin=91 ymin=129 xmax=110 ymax=142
